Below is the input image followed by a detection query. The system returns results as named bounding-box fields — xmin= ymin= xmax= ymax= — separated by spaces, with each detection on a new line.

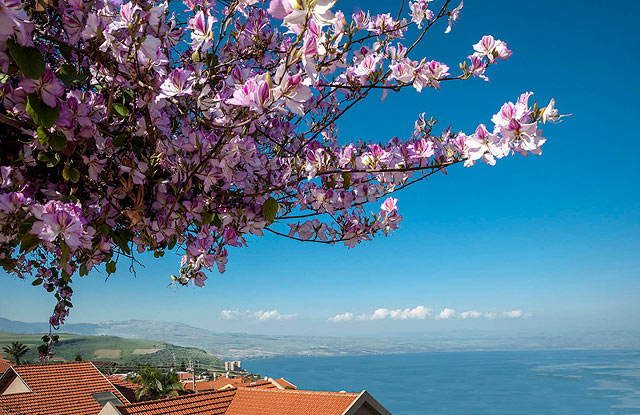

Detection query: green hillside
xmin=0 ymin=331 xmax=223 ymax=369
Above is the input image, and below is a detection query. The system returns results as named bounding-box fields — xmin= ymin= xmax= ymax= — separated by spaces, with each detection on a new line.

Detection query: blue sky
xmin=1 ymin=0 xmax=638 ymax=338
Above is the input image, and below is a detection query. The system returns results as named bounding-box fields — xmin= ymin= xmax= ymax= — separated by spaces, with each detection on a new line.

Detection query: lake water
xmin=245 ymin=350 xmax=640 ymax=414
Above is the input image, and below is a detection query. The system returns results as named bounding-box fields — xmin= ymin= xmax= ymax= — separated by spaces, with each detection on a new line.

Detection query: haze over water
xmin=246 ymin=350 xmax=640 ymax=415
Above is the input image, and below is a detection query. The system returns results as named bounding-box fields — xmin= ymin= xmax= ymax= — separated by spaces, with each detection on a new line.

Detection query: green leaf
xmin=79 ymin=264 xmax=88 ymax=277
xmin=206 ymin=53 xmax=219 ymax=68
xmin=112 ymin=135 xmax=126 ymax=148
xmin=201 ymin=212 xmax=213 ymax=224
xmin=26 ymin=94 xmax=59 ymax=128
xmin=56 ymin=64 xmax=87 ymax=86
xmin=62 ymin=165 xmax=80 ymax=183
xmin=47 ymin=153 xmax=61 ymax=168
xmin=37 ymin=126 xmax=49 ymax=145
xmin=122 ymin=89 xmax=134 ymax=104
xmin=212 ymin=213 xmax=222 ymax=228
xmin=19 ymin=232 xmax=41 ymax=254
xmin=37 ymin=151 xmax=61 ymax=167
xmin=32 ymin=278 xmax=43 ymax=286
xmin=19 ymin=217 xmax=36 ymax=236
xmin=342 ymin=171 xmax=352 ymax=189
xmin=117 ymin=239 xmax=131 ymax=255
xmin=60 ymin=45 xmax=73 ymax=60
xmin=262 ymin=197 xmax=278 ymax=224
xmin=106 ymin=261 xmax=116 ymax=274
xmin=49 ymin=134 xmax=67 ymax=152
xmin=191 ymin=50 xmax=203 ymax=62
xmin=167 ymin=236 xmax=177 ymax=250
xmin=0 ymin=73 xmax=9 ymax=84
xmin=7 ymin=39 xmax=45 ymax=79
xmin=112 ymin=103 xmax=129 ymax=118
xmin=326 ymin=175 xmax=337 ymax=189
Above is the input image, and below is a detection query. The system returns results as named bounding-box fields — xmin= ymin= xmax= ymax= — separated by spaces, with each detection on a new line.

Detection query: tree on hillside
xmin=74 ymin=353 xmax=83 ymax=361
xmin=0 ymin=0 xmax=566 ymax=359
xmin=133 ymin=367 xmax=185 ymax=402
xmin=2 ymin=342 xmax=29 ymax=365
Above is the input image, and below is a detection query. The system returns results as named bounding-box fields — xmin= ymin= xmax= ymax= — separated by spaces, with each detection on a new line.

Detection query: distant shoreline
xmin=242 ymin=347 xmax=640 ymax=361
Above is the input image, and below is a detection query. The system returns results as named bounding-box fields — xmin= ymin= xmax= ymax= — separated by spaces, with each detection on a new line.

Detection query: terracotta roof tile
xmin=0 ymin=359 xmax=11 ymax=376
xmin=225 ymin=388 xmax=360 ymax=415
xmin=108 ymin=376 xmax=140 ymax=404
xmin=182 ymin=377 xmax=246 ymax=392
xmin=176 ymin=373 xmax=194 ymax=381
xmin=0 ymin=361 xmax=129 ymax=415
xmin=117 ymin=389 xmax=236 ymax=415
xmin=237 ymin=380 xmax=278 ymax=390
xmin=272 ymin=378 xmax=297 ymax=390
xmin=114 ymin=387 xmax=362 ymax=415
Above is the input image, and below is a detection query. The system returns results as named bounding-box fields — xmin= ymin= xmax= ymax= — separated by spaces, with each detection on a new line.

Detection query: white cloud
xmin=328 ymin=312 xmax=354 ymax=323
xmin=329 ymin=306 xmax=532 ymax=322
xmin=329 ymin=306 xmax=432 ymax=322
xmin=458 ymin=310 xmax=482 ymax=319
xmin=370 ymin=308 xmax=390 ymax=320
xmin=502 ymin=310 xmax=533 ymax=318
xmin=391 ymin=306 xmax=432 ymax=320
xmin=220 ymin=309 xmax=297 ymax=321
xmin=436 ymin=308 xmax=457 ymax=319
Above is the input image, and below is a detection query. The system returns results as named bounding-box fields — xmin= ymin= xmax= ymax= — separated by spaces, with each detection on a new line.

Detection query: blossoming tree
xmin=0 ymin=0 xmax=563 ymax=358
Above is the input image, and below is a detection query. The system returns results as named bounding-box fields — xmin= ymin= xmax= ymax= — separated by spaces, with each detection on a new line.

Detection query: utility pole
xmin=191 ymin=360 xmax=197 ymax=393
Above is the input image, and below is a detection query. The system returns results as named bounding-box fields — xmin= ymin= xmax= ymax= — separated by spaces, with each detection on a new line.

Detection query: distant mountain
xmin=0 ymin=317 xmax=49 ymax=334
xmin=0 ymin=317 xmax=401 ymax=359
xmin=2 ymin=317 xmax=639 ymax=360
xmin=0 ymin=330 xmax=223 ymax=368
xmin=0 ymin=317 xmax=100 ymax=335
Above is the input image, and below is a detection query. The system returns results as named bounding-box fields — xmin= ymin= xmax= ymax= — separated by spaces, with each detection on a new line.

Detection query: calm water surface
xmin=245 ymin=350 xmax=640 ymax=415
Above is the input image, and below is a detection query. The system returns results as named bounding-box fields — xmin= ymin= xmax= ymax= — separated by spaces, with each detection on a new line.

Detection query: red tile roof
xmin=112 ymin=387 xmax=379 ymax=415
xmin=116 ymin=389 xmax=236 ymax=415
xmin=225 ymin=388 xmax=361 ymax=415
xmin=108 ymin=376 xmax=140 ymax=404
xmin=0 ymin=361 xmax=130 ymax=415
xmin=273 ymin=378 xmax=297 ymax=389
xmin=0 ymin=359 xmax=11 ymax=376
xmin=237 ymin=380 xmax=278 ymax=390
xmin=182 ymin=377 xmax=246 ymax=392
xmin=176 ymin=373 xmax=194 ymax=381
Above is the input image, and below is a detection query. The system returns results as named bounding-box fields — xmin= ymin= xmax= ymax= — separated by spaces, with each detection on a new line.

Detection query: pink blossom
xmin=267 ymin=0 xmax=294 ymax=20
xmin=158 ymin=68 xmax=193 ymax=99
xmin=189 ymin=11 xmax=215 ymax=52
xmin=0 ymin=0 xmax=30 ymax=45
xmin=31 ymin=201 xmax=88 ymax=248
xmin=380 ymin=197 xmax=398 ymax=215
xmin=444 ymin=0 xmax=463 ymax=34
xmin=390 ymin=60 xmax=416 ymax=84
xmin=0 ymin=192 xmax=27 ymax=213
xmin=278 ymin=72 xmax=312 ymax=115
xmin=19 ymin=70 xmax=64 ymax=108
xmin=472 ymin=35 xmax=512 ymax=63
xmin=192 ymin=271 xmax=207 ymax=287
xmin=409 ymin=0 xmax=434 ymax=29
xmin=414 ymin=60 xmax=449 ymax=91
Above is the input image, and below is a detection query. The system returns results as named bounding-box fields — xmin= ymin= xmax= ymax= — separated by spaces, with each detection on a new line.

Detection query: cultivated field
xmin=0 ymin=331 xmax=223 ymax=369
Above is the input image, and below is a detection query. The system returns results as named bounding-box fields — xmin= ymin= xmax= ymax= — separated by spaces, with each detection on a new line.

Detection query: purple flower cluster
xmin=0 ymin=0 xmax=564 ymax=359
